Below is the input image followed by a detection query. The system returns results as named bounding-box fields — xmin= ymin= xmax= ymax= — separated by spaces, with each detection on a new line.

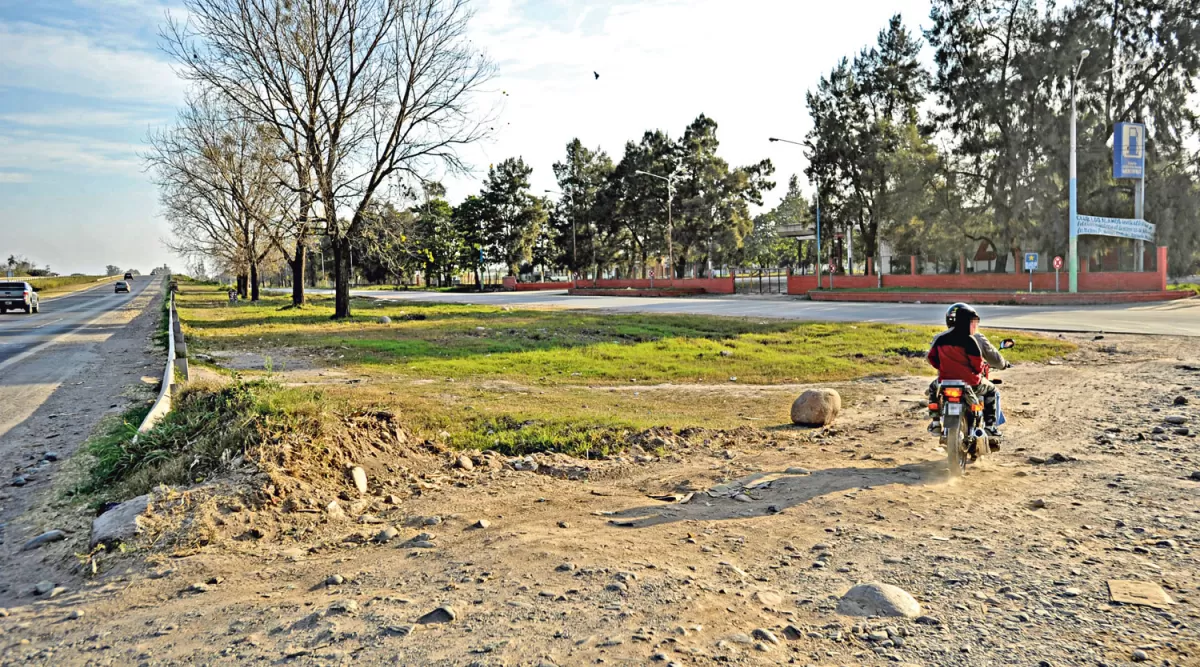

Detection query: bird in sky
xmin=594 ymin=71 xmax=599 ymax=80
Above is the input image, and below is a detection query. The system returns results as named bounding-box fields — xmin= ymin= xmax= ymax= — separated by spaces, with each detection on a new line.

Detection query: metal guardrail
xmin=137 ymin=279 xmax=184 ymax=435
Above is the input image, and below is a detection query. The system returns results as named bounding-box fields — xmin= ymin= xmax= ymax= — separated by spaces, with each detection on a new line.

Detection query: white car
xmin=0 ymin=281 xmax=39 ymax=314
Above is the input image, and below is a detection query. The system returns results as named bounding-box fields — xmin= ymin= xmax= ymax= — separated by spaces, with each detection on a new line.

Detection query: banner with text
xmin=1076 ymin=215 xmax=1156 ymax=243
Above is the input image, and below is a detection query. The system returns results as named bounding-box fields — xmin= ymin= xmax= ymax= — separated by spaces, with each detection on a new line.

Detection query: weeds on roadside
xmin=77 ymin=381 xmax=270 ymax=504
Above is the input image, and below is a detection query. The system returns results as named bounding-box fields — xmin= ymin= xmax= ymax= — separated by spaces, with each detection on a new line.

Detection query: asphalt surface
xmin=299 ymin=288 xmax=1200 ymax=336
xmin=0 ymin=279 xmax=156 ymax=438
xmin=0 ymin=280 xmax=152 ymax=370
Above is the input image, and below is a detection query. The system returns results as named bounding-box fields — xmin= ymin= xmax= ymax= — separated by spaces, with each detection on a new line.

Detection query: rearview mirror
xmin=1000 ymin=339 xmax=1015 ymax=349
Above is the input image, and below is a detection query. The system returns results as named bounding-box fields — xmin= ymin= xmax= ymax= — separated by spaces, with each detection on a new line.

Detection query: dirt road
xmin=0 ymin=278 xmax=163 ymax=605
xmin=1 ymin=332 xmax=1198 ymax=666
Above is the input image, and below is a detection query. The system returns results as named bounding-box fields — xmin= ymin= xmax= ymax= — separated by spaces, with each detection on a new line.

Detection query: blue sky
xmin=0 ymin=0 xmax=932 ymax=275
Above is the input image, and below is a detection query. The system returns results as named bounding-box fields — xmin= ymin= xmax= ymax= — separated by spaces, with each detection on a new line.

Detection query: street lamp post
xmin=635 ymin=170 xmax=677 ymax=281
xmin=768 ymin=137 xmax=822 ymax=287
xmin=1069 ymin=49 xmax=1090 ymax=293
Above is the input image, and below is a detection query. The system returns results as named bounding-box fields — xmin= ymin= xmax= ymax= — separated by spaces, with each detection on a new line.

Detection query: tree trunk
xmin=332 ymin=236 xmax=352 ymax=318
xmin=862 ymin=224 xmax=878 ymax=276
xmin=289 ymin=237 xmax=306 ymax=307
xmin=236 ymin=274 xmax=248 ymax=299
xmin=474 ymin=257 xmax=483 ymax=292
xmin=250 ymin=262 xmax=260 ymax=301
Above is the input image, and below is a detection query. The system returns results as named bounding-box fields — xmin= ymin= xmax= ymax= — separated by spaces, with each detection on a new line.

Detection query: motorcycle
xmin=932 ymin=338 xmax=1015 ymax=475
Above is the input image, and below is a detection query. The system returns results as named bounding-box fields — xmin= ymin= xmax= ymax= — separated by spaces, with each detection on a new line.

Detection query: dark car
xmin=124 ymin=272 xmax=133 ymax=280
xmin=0 ymin=281 xmax=40 ymax=314
xmin=115 ymin=281 xmax=130 ymax=293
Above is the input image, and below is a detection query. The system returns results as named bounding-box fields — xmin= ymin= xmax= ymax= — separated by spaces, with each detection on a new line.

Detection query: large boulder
xmin=791 ymin=389 xmax=842 ymax=426
xmin=837 ymin=582 xmax=922 ymax=618
xmin=90 ymin=495 xmax=151 ymax=549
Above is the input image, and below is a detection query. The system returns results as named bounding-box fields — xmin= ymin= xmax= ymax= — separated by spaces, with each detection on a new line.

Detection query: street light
xmin=635 ymin=169 xmax=678 ymax=281
xmin=1068 ymin=49 xmax=1090 ymax=293
xmin=544 ymin=189 xmax=577 ymax=278
xmin=768 ymin=137 xmax=824 ymax=287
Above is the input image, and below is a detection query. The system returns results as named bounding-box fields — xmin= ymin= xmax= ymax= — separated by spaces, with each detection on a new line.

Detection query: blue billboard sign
xmin=1113 ymin=122 xmax=1146 ymax=179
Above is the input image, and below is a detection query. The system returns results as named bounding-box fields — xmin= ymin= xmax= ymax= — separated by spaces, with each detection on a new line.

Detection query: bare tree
xmin=163 ymin=0 xmax=494 ymax=317
xmin=147 ymin=93 xmax=289 ymax=300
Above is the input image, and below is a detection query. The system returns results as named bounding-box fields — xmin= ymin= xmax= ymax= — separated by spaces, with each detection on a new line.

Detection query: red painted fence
xmin=788 ymin=247 xmax=1168 ymax=295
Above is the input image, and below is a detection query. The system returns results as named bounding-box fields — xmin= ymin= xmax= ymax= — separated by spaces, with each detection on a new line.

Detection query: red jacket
xmin=928 ymin=329 xmax=985 ymax=385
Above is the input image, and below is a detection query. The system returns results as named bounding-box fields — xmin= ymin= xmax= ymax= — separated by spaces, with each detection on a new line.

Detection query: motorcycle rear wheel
xmin=945 ymin=415 xmax=966 ymax=476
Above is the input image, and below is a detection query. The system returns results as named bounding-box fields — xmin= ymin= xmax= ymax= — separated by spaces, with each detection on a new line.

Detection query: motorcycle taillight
xmin=943 ymin=387 xmax=963 ymax=401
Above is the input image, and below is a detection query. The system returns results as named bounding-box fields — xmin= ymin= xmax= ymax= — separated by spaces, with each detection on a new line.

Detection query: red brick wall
xmin=512 ymin=281 xmax=571 ymax=291
xmin=808 ymin=290 xmax=1188 ymax=305
xmin=590 ymin=277 xmax=736 ymax=294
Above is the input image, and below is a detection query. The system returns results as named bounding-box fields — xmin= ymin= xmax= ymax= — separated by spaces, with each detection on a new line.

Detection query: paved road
xmin=0 ymin=278 xmax=157 ymax=438
xmin=301 ymin=288 xmax=1200 ymax=336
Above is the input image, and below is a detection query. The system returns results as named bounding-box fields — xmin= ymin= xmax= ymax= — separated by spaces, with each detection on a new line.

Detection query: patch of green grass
xmin=176 ymin=283 xmax=1072 ymax=387
xmin=1168 ymin=282 xmax=1200 ymax=296
xmin=73 ymin=404 xmax=151 ymax=504
xmin=163 ymin=283 xmax=1077 ymax=472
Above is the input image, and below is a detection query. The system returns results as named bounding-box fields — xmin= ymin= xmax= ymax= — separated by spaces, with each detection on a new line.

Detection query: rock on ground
xmin=837 ymin=582 xmax=922 ymax=618
xmin=90 ymin=495 xmax=151 ymax=549
xmin=21 ymin=529 xmax=66 ymax=551
xmin=791 ymin=389 xmax=842 ymax=426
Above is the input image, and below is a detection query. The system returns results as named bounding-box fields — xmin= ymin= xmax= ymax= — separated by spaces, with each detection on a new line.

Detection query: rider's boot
xmin=983 ymin=395 xmax=1002 ymax=445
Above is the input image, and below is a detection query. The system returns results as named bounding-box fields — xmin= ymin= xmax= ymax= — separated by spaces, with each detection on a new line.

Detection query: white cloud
xmin=0 ymin=172 xmax=33 ymax=184
xmin=0 ymin=109 xmax=167 ymax=128
xmin=0 ymin=21 xmax=185 ymax=105
xmin=0 ymin=130 xmax=143 ymax=173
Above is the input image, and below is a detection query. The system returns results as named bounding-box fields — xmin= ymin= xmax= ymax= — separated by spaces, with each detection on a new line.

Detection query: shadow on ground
xmin=608 ymin=461 xmax=949 ymax=528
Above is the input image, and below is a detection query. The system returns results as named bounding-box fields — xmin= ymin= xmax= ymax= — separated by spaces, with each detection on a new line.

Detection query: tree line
xmin=153 ymin=1 xmax=1200 ymax=318
xmin=793 ymin=2 xmax=1200 ymax=276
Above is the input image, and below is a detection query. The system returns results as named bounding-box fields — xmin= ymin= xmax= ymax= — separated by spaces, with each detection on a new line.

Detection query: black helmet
xmin=945 ymin=303 xmax=979 ymax=330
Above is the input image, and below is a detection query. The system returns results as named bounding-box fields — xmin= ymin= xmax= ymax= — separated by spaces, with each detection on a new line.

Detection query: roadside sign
xmin=1052 ymin=256 xmax=1063 ymax=270
xmin=1024 ymin=252 xmax=1038 ymax=293
xmin=1114 ymin=122 xmax=1146 ymax=179
xmin=649 ymin=268 xmax=655 ymax=278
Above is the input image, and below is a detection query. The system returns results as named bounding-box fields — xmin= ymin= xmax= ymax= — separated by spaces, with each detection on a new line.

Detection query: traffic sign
xmin=1113 ymin=122 xmax=1146 ymax=179
xmin=1023 ymin=252 xmax=1039 ymax=271
xmin=648 ymin=268 xmax=655 ymax=278
xmin=1052 ymin=256 xmax=1063 ymax=270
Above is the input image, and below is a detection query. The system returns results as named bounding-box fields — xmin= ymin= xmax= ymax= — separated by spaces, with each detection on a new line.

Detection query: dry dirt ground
xmin=2 ymin=333 xmax=1199 ymax=667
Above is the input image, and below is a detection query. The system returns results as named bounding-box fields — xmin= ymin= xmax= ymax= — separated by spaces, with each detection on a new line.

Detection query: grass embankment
xmin=79 ymin=283 xmax=1073 ymax=504
xmin=1168 ymin=282 xmax=1200 ymax=296
xmin=26 ymin=275 xmax=118 ymax=296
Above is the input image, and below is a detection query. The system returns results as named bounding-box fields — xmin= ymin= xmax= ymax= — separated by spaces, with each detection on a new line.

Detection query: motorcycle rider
xmin=927 ymin=303 xmax=1009 ymax=438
